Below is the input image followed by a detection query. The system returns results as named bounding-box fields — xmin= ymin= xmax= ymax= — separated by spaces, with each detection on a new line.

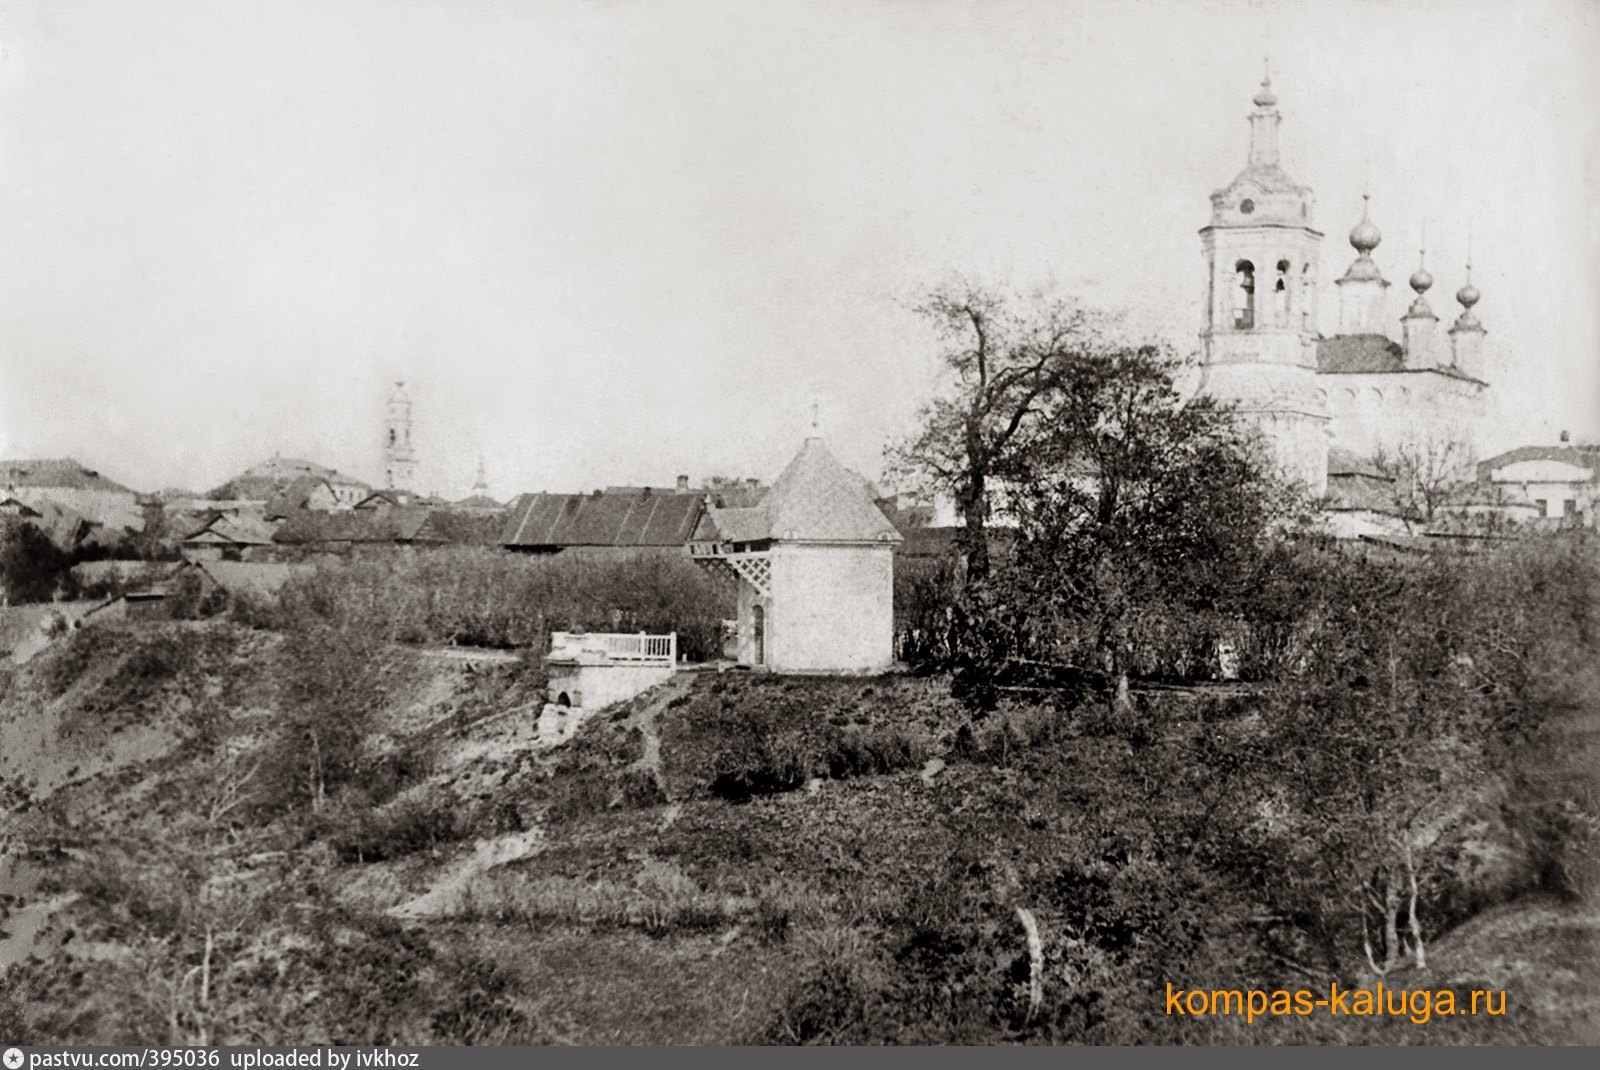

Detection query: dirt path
xmin=386 ymin=828 xmax=546 ymax=919
xmin=624 ymin=675 xmax=692 ymax=801
xmin=0 ymin=892 xmax=78 ymax=968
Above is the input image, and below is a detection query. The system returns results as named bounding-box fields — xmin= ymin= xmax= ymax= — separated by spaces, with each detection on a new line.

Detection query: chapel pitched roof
xmin=701 ymin=438 xmax=902 ymax=545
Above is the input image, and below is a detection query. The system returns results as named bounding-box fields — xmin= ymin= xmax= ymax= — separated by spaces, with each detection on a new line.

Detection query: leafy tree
xmin=888 ymin=284 xmax=1101 ymax=584
xmin=0 ymin=520 xmax=74 ymax=603
xmin=982 ymin=342 xmax=1291 ymax=703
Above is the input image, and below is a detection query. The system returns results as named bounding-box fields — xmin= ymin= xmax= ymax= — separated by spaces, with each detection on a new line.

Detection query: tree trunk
xmin=1403 ymin=842 xmax=1426 ymax=968
xmin=1015 ymin=906 xmax=1044 ymax=1024
xmin=958 ymin=480 xmax=989 ymax=586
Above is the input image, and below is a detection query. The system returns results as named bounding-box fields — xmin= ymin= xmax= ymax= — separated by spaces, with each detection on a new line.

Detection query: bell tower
xmin=1198 ymin=68 xmax=1328 ymax=496
xmin=383 ymin=380 xmax=419 ymax=490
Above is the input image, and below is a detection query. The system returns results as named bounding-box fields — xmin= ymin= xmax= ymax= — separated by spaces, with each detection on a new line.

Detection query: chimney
xmin=676 ymin=474 xmax=689 ymax=492
xmin=1560 ymin=430 xmax=1571 ymax=443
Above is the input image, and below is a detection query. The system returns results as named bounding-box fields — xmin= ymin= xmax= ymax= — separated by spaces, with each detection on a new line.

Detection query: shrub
xmin=271 ymin=548 xmax=733 ymax=659
xmin=324 ymin=794 xmax=469 ymax=864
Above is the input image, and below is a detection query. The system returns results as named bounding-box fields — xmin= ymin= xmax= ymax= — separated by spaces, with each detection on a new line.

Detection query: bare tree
xmin=1371 ymin=435 xmax=1473 ymax=533
xmin=888 ymin=283 xmax=1100 ymax=585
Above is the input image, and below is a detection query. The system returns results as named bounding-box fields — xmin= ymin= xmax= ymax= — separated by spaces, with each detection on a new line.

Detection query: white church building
xmin=1198 ymin=71 xmax=1491 ymax=498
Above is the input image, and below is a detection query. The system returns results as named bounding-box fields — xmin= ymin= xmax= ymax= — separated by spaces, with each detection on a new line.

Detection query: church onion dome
xmin=1349 ymin=218 xmax=1381 ymax=252
xmin=1451 ymin=262 xmax=1483 ymax=330
xmin=1348 ymin=192 xmax=1381 ymax=253
xmin=1253 ymin=75 xmax=1277 ymax=108
xmin=1409 ymin=266 xmax=1434 ymax=293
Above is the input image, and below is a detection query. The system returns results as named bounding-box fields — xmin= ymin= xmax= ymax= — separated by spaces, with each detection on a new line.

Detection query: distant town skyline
xmin=3 ymin=0 xmax=1597 ymax=499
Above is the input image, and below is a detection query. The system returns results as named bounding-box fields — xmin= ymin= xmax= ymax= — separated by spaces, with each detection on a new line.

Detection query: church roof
xmin=1218 ymin=162 xmax=1305 ymax=198
xmin=1315 ymin=334 xmax=1488 ymax=384
xmin=1316 ymin=334 xmax=1406 ymax=373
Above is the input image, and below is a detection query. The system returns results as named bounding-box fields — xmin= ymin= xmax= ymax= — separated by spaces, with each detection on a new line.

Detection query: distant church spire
xmin=472 ymin=452 xmax=489 ymax=497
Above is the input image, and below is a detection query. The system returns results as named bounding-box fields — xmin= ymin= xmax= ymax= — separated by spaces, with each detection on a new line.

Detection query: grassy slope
xmin=2 ymin=621 xmax=1595 ymax=1044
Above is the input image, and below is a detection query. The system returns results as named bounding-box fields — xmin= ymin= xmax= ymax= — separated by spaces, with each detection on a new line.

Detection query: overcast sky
xmin=2 ymin=0 xmax=1597 ymax=497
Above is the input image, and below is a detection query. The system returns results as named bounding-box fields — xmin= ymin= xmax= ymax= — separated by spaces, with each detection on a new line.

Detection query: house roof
xmin=700 ymin=438 xmax=903 ymax=545
xmin=71 ymin=559 xmax=183 ymax=585
xmin=1326 ymin=447 xmax=1386 ymax=479
xmin=198 ymin=561 xmax=311 ymax=595
xmin=412 ymin=509 xmax=505 ymax=546
xmin=184 ymin=514 xmax=277 ymax=546
xmin=211 ymin=458 xmax=369 ymax=501
xmin=1322 ymin=471 xmax=1400 ymax=514
xmin=0 ymin=496 xmax=41 ymax=516
xmin=354 ymin=489 xmax=439 ymax=509
xmin=1 ymin=499 xmax=95 ymax=548
xmin=273 ymin=506 xmax=439 ymax=545
xmin=1477 ymin=444 xmax=1600 ymax=482
xmin=1 ymin=458 xmax=136 ymax=494
xmin=501 ymin=491 xmax=704 ymax=549
xmin=263 ymin=475 xmax=336 ymax=518
xmin=448 ymin=494 xmax=504 ymax=511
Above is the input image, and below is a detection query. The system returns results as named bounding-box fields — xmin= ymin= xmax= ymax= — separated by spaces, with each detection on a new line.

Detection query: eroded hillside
xmin=1 ymin=619 xmax=1596 ymax=1044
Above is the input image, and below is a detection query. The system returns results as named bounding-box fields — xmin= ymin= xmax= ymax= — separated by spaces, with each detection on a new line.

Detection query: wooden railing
xmin=548 ymin=630 xmax=677 ymax=664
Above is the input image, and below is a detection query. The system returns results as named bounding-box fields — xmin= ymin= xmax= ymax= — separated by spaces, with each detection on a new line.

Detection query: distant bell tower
xmin=384 ymin=380 xmax=419 ymax=490
xmin=1198 ymin=67 xmax=1329 ymax=496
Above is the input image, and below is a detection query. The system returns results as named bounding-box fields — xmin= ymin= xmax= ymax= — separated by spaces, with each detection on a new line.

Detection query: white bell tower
xmin=1198 ymin=68 xmax=1328 ymax=496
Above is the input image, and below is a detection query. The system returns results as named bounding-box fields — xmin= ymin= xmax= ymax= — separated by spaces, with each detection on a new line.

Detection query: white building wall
xmin=1322 ymin=372 xmax=1487 ymax=470
xmin=767 ymin=543 xmax=894 ymax=673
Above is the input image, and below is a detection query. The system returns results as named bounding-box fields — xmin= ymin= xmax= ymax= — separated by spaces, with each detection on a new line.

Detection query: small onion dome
xmin=1457 ymin=280 xmax=1481 ymax=308
xmin=1409 ymin=266 xmax=1434 ymax=293
xmin=1253 ymin=77 xmax=1277 ymax=108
